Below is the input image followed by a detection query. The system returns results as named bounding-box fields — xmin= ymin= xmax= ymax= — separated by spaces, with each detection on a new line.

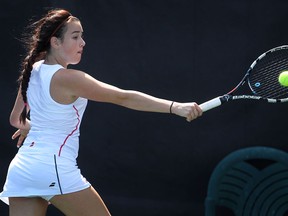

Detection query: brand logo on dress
xmin=49 ymin=182 xmax=56 ymax=187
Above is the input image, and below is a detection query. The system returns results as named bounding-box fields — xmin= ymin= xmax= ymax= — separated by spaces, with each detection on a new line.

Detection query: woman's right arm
xmin=52 ymin=69 xmax=202 ymax=121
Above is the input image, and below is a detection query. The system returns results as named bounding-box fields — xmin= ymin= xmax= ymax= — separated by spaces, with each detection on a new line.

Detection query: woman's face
xmin=57 ymin=20 xmax=86 ymax=66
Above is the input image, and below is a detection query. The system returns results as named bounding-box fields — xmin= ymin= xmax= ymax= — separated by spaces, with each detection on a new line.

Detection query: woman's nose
xmin=80 ymin=38 xmax=86 ymax=47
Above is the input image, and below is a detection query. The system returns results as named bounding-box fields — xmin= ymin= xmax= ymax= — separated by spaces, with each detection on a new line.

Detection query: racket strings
xmin=248 ymin=48 xmax=288 ymax=100
xmin=253 ymin=59 xmax=287 ymax=97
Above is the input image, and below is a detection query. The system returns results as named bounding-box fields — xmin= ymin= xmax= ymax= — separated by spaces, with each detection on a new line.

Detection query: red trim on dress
xmin=58 ymin=105 xmax=80 ymax=156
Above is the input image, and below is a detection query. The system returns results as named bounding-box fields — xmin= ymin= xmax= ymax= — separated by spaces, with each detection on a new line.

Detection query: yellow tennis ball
xmin=278 ymin=71 xmax=288 ymax=87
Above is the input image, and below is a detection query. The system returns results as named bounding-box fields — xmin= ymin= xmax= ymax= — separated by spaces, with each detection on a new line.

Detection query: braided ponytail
xmin=17 ymin=9 xmax=74 ymax=124
xmin=18 ymin=49 xmax=41 ymax=123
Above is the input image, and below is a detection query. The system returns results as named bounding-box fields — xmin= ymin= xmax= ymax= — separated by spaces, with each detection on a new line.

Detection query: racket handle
xmin=199 ymin=97 xmax=222 ymax=112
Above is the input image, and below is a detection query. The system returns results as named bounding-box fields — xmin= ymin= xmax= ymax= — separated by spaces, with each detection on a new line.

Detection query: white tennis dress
xmin=0 ymin=60 xmax=91 ymax=204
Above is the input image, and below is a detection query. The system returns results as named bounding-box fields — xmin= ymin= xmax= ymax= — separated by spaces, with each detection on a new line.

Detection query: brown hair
xmin=18 ymin=9 xmax=78 ymax=123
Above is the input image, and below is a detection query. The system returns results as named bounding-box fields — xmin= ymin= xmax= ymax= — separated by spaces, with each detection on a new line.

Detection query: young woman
xmin=0 ymin=8 xmax=202 ymax=216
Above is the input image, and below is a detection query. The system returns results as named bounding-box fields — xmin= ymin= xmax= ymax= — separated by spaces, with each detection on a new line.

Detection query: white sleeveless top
xmin=22 ymin=60 xmax=88 ymax=158
xmin=0 ymin=60 xmax=91 ymax=204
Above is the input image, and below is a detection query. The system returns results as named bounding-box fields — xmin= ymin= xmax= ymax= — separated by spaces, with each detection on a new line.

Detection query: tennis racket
xmin=199 ymin=45 xmax=288 ymax=112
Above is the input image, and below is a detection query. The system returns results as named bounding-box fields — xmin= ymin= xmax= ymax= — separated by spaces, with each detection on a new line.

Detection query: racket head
xmin=247 ymin=45 xmax=288 ymax=102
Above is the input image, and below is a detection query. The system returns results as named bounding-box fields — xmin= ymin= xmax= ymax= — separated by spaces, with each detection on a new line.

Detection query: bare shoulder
xmin=50 ymin=69 xmax=86 ymax=104
xmin=52 ymin=68 xmax=95 ymax=92
xmin=52 ymin=68 xmax=124 ymax=103
xmin=53 ymin=68 xmax=86 ymax=83
xmin=53 ymin=68 xmax=99 ymax=89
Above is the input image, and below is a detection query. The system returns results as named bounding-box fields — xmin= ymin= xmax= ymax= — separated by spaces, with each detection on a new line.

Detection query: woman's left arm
xmin=10 ymin=89 xmax=31 ymax=130
xmin=10 ymin=89 xmax=31 ymax=147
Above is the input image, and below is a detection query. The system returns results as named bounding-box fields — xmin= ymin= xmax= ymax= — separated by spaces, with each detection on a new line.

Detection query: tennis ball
xmin=278 ymin=71 xmax=288 ymax=87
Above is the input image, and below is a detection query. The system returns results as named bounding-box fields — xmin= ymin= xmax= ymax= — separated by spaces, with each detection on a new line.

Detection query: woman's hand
xmin=12 ymin=129 xmax=29 ymax=148
xmin=171 ymin=102 xmax=203 ymax=122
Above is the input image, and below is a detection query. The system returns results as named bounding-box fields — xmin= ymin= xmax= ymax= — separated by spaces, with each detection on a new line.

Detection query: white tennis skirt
xmin=0 ymin=152 xmax=91 ymax=205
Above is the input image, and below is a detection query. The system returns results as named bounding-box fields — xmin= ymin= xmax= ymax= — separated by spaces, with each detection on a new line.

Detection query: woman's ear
xmin=50 ymin=36 xmax=60 ymax=49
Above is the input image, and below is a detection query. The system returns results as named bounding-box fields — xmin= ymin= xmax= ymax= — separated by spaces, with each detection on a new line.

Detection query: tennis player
xmin=0 ymin=8 xmax=202 ymax=216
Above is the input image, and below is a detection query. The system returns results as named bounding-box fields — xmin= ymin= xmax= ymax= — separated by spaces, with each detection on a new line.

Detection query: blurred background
xmin=1 ymin=0 xmax=288 ymax=215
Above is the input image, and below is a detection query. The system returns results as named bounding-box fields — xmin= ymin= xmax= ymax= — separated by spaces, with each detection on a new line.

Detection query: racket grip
xmin=199 ymin=97 xmax=222 ymax=112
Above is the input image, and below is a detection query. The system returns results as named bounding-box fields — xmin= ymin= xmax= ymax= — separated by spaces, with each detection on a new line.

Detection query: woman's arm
xmin=10 ymin=89 xmax=31 ymax=130
xmin=51 ymin=69 xmax=203 ymax=121
xmin=10 ymin=89 xmax=31 ymax=147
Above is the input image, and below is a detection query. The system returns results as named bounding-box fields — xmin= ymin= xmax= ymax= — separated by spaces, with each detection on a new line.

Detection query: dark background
xmin=1 ymin=0 xmax=288 ymax=215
